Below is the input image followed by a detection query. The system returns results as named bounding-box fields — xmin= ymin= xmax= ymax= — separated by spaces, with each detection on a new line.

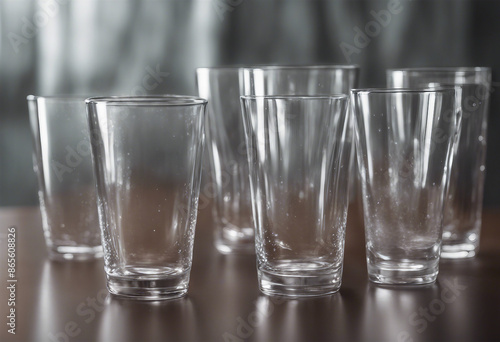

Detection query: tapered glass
xmin=196 ymin=67 xmax=254 ymax=254
xmin=86 ymin=96 xmax=206 ymax=300
xmin=241 ymin=95 xmax=351 ymax=297
xmin=27 ymin=95 xmax=102 ymax=261
xmin=352 ymin=88 xmax=460 ymax=285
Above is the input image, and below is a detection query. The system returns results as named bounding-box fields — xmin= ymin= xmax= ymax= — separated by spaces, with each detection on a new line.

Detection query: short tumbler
xmin=352 ymin=88 xmax=461 ymax=285
xmin=241 ymin=95 xmax=351 ymax=297
xmin=86 ymin=96 xmax=206 ymax=300
xmin=27 ymin=96 xmax=102 ymax=261
xmin=387 ymin=67 xmax=491 ymax=258
xmin=196 ymin=67 xmax=254 ymax=254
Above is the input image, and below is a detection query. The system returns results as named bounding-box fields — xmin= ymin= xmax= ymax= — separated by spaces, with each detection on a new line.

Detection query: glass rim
xmin=85 ymin=95 xmax=208 ymax=107
xmin=240 ymin=94 xmax=349 ymax=101
xmin=387 ymin=67 xmax=491 ymax=74
xmin=196 ymin=66 xmax=245 ymax=72
xmin=242 ymin=64 xmax=360 ymax=71
xmin=426 ymin=82 xmax=489 ymax=87
xmin=351 ymin=88 xmax=457 ymax=95
xmin=27 ymin=95 xmax=91 ymax=102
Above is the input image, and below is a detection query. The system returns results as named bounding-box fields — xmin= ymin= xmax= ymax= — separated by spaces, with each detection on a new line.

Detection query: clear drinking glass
xmin=86 ymin=96 xmax=206 ymax=300
xmin=240 ymin=95 xmax=351 ymax=297
xmin=27 ymin=95 xmax=102 ymax=261
xmin=196 ymin=67 xmax=254 ymax=254
xmin=352 ymin=88 xmax=461 ymax=285
xmin=241 ymin=65 xmax=360 ymax=202
xmin=387 ymin=67 xmax=491 ymax=258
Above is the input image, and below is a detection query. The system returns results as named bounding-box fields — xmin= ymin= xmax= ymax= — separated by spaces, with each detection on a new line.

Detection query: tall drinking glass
xmin=352 ymin=88 xmax=461 ymax=285
xmin=241 ymin=95 xmax=351 ymax=297
xmin=86 ymin=96 xmax=206 ymax=300
xmin=387 ymin=67 xmax=491 ymax=258
xmin=196 ymin=67 xmax=254 ymax=254
xmin=27 ymin=96 xmax=102 ymax=261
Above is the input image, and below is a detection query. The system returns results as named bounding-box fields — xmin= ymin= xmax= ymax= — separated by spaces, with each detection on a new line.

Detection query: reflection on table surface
xmin=0 ymin=205 xmax=499 ymax=342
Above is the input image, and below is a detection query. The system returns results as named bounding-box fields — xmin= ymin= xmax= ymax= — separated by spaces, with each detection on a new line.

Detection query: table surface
xmin=0 ymin=203 xmax=499 ymax=342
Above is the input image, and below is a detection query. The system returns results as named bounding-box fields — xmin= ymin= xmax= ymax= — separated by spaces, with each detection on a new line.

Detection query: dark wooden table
xmin=1 ymin=204 xmax=499 ymax=342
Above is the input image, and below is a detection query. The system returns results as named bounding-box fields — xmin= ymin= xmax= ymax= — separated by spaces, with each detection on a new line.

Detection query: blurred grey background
xmin=1 ymin=0 xmax=499 ymax=207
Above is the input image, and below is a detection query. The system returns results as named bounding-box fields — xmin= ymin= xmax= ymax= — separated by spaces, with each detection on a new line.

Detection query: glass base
xmin=214 ymin=227 xmax=255 ymax=254
xmin=106 ymin=272 xmax=190 ymax=300
xmin=258 ymin=267 xmax=341 ymax=298
xmin=442 ymin=226 xmax=480 ymax=259
xmin=441 ymin=243 xmax=477 ymax=259
xmin=367 ymin=259 xmax=439 ymax=285
xmin=47 ymin=245 xmax=103 ymax=261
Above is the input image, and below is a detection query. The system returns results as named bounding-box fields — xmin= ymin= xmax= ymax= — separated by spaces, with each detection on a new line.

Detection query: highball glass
xmin=27 ymin=95 xmax=102 ymax=261
xmin=86 ymin=96 xmax=206 ymax=300
xmin=241 ymin=95 xmax=351 ymax=297
xmin=352 ymin=88 xmax=460 ymax=285
xmin=196 ymin=67 xmax=254 ymax=254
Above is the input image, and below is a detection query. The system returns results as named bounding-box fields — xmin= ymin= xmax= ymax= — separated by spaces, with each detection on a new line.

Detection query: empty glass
xmin=27 ymin=96 xmax=102 ymax=261
xmin=352 ymin=88 xmax=460 ymax=285
xmin=196 ymin=67 xmax=254 ymax=254
xmin=387 ymin=67 xmax=491 ymax=258
xmin=240 ymin=95 xmax=351 ymax=297
xmin=86 ymin=96 xmax=206 ymax=300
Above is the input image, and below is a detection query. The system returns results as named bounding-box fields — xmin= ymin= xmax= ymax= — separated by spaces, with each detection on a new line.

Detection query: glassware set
xmin=27 ymin=65 xmax=491 ymax=300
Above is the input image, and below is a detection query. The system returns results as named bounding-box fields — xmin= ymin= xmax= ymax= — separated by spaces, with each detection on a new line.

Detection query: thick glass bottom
xmin=214 ymin=226 xmax=255 ymax=254
xmin=367 ymin=258 xmax=439 ymax=285
xmin=258 ymin=263 xmax=342 ymax=298
xmin=47 ymin=245 xmax=103 ymax=261
xmin=441 ymin=231 xmax=479 ymax=259
xmin=106 ymin=270 xmax=190 ymax=300
xmin=441 ymin=243 xmax=477 ymax=259
xmin=442 ymin=226 xmax=480 ymax=259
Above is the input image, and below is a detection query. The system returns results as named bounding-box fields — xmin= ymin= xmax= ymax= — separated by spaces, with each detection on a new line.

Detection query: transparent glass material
xmin=196 ymin=67 xmax=254 ymax=254
xmin=240 ymin=65 xmax=359 ymax=96
xmin=387 ymin=67 xmax=491 ymax=259
xmin=86 ymin=96 xmax=206 ymax=300
xmin=352 ymin=88 xmax=461 ymax=285
xmin=241 ymin=95 xmax=351 ymax=297
xmin=27 ymin=96 xmax=102 ymax=261
xmin=241 ymin=65 xmax=360 ymax=202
